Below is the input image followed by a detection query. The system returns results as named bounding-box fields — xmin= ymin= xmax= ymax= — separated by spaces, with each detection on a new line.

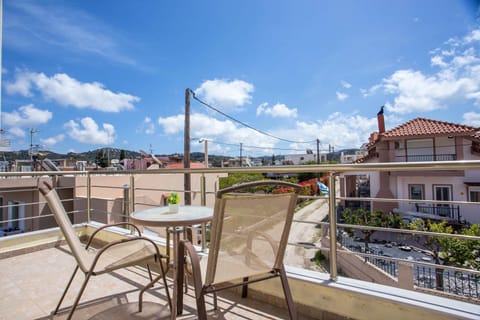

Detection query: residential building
xmin=284 ymin=151 xmax=327 ymax=165
xmin=340 ymin=147 xmax=368 ymax=163
xmin=340 ymin=110 xmax=480 ymax=224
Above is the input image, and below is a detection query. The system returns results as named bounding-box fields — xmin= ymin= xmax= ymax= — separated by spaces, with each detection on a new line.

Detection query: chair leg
xmin=66 ymin=272 xmax=93 ymax=320
xmin=178 ymin=240 xmax=208 ymax=319
xmin=241 ymin=277 xmax=249 ymax=298
xmin=279 ymin=266 xmax=297 ymax=320
xmin=139 ymin=259 xmax=172 ymax=312
xmin=54 ymin=265 xmax=79 ymax=315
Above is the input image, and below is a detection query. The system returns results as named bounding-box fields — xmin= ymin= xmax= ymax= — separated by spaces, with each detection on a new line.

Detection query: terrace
xmin=1 ymin=161 xmax=479 ymax=320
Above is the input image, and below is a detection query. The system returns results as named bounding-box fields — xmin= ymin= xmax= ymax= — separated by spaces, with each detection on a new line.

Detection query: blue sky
xmin=1 ymin=1 xmax=480 ymax=157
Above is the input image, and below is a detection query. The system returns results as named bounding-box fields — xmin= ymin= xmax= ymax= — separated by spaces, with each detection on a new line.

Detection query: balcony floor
xmin=1 ymin=246 xmax=316 ymax=320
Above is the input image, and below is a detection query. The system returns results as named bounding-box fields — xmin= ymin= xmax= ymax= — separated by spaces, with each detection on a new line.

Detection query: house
xmin=283 ymin=151 xmax=327 ymax=165
xmin=340 ymin=147 xmax=368 ymax=163
xmin=340 ymin=109 xmax=480 ymax=224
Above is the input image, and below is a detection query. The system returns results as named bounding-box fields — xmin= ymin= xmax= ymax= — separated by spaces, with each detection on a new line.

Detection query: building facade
xmin=340 ymin=110 xmax=480 ymax=224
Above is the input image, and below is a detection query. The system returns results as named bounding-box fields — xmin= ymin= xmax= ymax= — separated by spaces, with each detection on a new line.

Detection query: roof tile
xmin=382 ymin=117 xmax=478 ymax=138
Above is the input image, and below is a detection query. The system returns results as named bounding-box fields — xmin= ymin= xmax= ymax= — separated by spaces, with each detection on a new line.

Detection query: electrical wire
xmin=189 ymin=89 xmax=317 ymax=144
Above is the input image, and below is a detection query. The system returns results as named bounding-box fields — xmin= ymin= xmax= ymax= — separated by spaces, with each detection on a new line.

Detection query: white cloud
xmin=361 ymin=84 xmax=382 ymax=97
xmin=6 ymin=71 xmax=140 ymax=112
xmin=158 ymin=113 xmax=276 ymax=152
xmin=40 ymin=134 xmax=65 ymax=147
xmin=464 ymin=29 xmax=480 ymax=43
xmin=341 ymin=80 xmax=352 ymax=89
xmin=376 ymin=28 xmax=480 ymax=114
xmin=3 ymin=104 xmax=52 ymax=127
xmin=158 ymin=111 xmax=378 ymax=154
xmin=194 ymin=79 xmax=254 ymax=111
xmin=463 ymin=112 xmax=480 ymax=126
xmin=256 ymin=103 xmax=298 ymax=118
xmin=286 ymin=112 xmax=378 ymax=150
xmin=8 ymin=127 xmax=26 ymax=138
xmin=142 ymin=117 xmax=155 ymax=135
xmin=336 ymin=91 xmax=348 ymax=101
xmin=64 ymin=117 xmax=115 ymax=145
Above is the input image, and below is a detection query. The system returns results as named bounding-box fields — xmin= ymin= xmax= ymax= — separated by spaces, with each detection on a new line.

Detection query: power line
xmin=189 ymin=89 xmax=316 ymax=144
xmin=192 ymin=138 xmax=320 ymax=153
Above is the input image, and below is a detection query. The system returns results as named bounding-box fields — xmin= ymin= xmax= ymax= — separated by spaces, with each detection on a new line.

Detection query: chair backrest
xmin=205 ymin=180 xmax=301 ymax=286
xmin=39 ymin=181 xmax=92 ymax=272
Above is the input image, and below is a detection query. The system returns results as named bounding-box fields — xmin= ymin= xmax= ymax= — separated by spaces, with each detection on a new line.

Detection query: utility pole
xmin=199 ymin=139 xmax=208 ymax=168
xmin=316 ymin=138 xmax=321 ymax=183
xmin=239 ymin=142 xmax=243 ymax=167
xmin=316 ymin=138 xmax=320 ymax=164
xmin=184 ymin=88 xmax=191 ymax=205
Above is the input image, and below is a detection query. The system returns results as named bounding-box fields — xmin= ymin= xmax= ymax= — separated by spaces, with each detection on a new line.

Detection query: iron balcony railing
xmin=0 ymin=160 xmax=479 ymax=302
xmin=414 ymin=203 xmax=461 ymax=221
xmin=395 ymin=153 xmax=457 ymax=162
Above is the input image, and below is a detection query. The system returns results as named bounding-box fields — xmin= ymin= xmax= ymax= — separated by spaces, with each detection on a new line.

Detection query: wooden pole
xmin=184 ymin=89 xmax=191 ymax=205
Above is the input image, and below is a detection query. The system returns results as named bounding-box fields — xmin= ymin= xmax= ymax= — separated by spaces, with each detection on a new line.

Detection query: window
xmin=8 ymin=200 xmax=24 ymax=231
xmin=468 ymin=186 xmax=480 ymax=202
xmin=409 ymin=184 xmax=424 ymax=200
xmin=433 ymin=185 xmax=452 ymax=217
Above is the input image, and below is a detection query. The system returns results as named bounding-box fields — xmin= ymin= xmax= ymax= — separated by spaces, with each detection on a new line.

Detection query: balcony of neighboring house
xmin=414 ymin=203 xmax=461 ymax=222
xmin=393 ymin=138 xmax=458 ymax=163
xmin=0 ymin=163 xmax=479 ymax=320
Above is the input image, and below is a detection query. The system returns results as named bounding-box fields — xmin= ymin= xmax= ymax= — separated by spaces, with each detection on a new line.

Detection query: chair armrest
xmin=86 ymin=222 xmax=143 ymax=249
xmin=178 ymin=240 xmax=204 ymax=297
xmin=88 ymin=236 xmax=166 ymax=273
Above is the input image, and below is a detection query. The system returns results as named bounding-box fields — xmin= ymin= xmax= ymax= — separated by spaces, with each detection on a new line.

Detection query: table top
xmin=130 ymin=205 xmax=214 ymax=227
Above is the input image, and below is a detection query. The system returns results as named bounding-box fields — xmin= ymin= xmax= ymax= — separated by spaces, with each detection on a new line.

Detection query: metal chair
xmin=177 ymin=180 xmax=301 ymax=319
xmin=39 ymin=180 xmax=171 ymax=320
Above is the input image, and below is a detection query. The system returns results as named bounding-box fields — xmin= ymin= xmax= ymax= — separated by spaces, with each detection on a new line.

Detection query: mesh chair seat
xmin=39 ymin=180 xmax=171 ymax=320
xmin=177 ymin=180 xmax=301 ymax=320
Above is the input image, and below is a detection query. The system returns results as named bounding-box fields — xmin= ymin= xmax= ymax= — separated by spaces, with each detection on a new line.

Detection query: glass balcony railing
xmin=0 ymin=160 xmax=479 ymax=319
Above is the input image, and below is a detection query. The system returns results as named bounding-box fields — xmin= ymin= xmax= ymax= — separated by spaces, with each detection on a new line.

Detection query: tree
xmin=439 ymin=223 xmax=480 ymax=270
xmin=95 ymin=149 xmax=108 ymax=168
xmin=408 ymin=220 xmax=480 ymax=291
xmin=119 ymin=149 xmax=126 ymax=160
xmin=342 ymin=208 xmax=402 ymax=257
xmin=409 ymin=220 xmax=452 ymax=290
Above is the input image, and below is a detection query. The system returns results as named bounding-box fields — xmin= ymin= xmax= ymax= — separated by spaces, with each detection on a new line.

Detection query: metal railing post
xmin=200 ymin=174 xmax=206 ymax=206
xmin=328 ymin=173 xmax=338 ymax=281
xmin=200 ymin=174 xmax=207 ymax=251
xmin=87 ymin=173 xmax=91 ymax=223
xmin=129 ymin=175 xmax=135 ymax=214
xmin=123 ymin=183 xmax=130 ymax=222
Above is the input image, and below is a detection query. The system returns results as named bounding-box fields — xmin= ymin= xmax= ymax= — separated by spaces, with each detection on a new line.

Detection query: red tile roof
xmin=356 ymin=117 xmax=480 ymax=163
xmin=381 ymin=117 xmax=478 ymax=139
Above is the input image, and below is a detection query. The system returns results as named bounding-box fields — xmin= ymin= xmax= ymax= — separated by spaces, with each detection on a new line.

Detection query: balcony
xmin=395 ymin=154 xmax=457 ymax=162
xmin=0 ymin=161 xmax=479 ymax=320
xmin=414 ymin=203 xmax=461 ymax=221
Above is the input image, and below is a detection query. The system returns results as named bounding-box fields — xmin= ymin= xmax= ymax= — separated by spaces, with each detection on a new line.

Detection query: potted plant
xmin=167 ymin=192 xmax=180 ymax=213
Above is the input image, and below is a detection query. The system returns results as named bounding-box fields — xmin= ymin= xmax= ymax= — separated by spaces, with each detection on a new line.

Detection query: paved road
xmin=284 ymin=197 xmax=329 ymax=270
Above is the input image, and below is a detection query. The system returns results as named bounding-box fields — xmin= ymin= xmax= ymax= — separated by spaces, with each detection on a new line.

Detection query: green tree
xmin=95 ymin=149 xmax=108 ymax=168
xmin=119 ymin=149 xmax=126 ymax=160
xmin=342 ymin=208 xmax=403 ymax=257
xmin=219 ymin=173 xmax=265 ymax=189
xmin=409 ymin=220 xmax=452 ymax=290
xmin=440 ymin=223 xmax=480 ymax=270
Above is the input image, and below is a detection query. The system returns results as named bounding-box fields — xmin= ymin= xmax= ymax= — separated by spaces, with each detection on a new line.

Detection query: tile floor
xmin=0 ymin=246 xmax=315 ymax=320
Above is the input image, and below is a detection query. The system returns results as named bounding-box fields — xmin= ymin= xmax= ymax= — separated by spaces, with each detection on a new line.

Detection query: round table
xmin=130 ymin=205 xmax=213 ymax=227
xmin=130 ymin=205 xmax=213 ymax=320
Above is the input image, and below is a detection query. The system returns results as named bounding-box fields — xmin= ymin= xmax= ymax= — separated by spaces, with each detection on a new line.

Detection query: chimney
xmin=377 ymin=106 xmax=385 ymax=133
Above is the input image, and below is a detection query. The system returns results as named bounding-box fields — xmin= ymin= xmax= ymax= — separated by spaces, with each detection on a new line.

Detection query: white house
xmin=340 ymin=110 xmax=480 ymax=225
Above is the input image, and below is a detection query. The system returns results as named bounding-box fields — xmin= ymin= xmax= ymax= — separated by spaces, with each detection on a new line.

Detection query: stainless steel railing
xmin=0 ymin=160 xmax=479 ymax=300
